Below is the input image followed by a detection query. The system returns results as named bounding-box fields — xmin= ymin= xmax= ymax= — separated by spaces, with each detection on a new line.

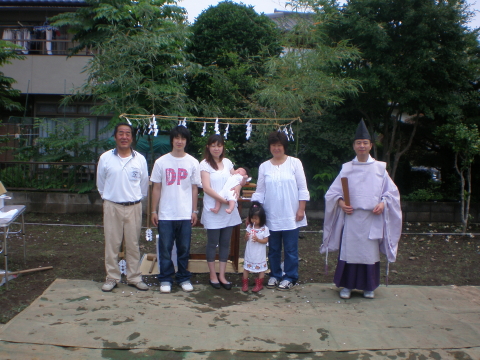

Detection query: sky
xmin=178 ymin=0 xmax=480 ymax=30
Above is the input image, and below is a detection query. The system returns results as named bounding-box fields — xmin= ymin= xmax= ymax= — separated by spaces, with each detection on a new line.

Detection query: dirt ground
xmin=1 ymin=213 xmax=480 ymax=324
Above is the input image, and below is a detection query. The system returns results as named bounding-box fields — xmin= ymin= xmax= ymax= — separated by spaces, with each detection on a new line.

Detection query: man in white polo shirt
xmin=97 ymin=123 xmax=149 ymax=292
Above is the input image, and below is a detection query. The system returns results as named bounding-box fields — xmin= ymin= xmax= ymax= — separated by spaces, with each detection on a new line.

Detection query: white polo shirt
xmin=97 ymin=148 xmax=149 ymax=203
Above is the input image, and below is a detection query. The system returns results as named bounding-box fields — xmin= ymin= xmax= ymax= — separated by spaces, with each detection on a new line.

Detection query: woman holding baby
xmin=200 ymin=134 xmax=243 ymax=290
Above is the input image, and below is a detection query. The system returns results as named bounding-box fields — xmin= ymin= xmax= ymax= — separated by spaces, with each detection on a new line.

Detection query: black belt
xmin=114 ymin=200 xmax=141 ymax=206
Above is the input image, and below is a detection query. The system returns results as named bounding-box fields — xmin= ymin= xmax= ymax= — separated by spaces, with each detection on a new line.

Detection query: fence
xmin=0 ymin=161 xmax=97 ymax=193
xmin=2 ymin=38 xmax=93 ymax=56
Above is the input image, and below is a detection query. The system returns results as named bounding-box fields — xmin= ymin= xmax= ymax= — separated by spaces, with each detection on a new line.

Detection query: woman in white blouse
xmin=200 ymin=134 xmax=242 ymax=290
xmin=251 ymin=131 xmax=310 ymax=291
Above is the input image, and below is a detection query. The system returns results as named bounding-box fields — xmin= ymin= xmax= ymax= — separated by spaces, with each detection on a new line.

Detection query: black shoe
xmin=219 ymin=281 xmax=232 ymax=290
xmin=209 ymin=280 xmax=221 ymax=289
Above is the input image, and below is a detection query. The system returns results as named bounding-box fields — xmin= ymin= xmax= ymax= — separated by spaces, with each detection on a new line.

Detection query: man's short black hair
xmin=170 ymin=126 xmax=191 ymax=148
xmin=113 ymin=122 xmax=133 ymax=136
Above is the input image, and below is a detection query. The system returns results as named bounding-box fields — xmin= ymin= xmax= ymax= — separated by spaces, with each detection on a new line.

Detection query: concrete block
xmin=46 ymin=203 xmax=67 ymax=213
xmin=46 ymin=193 xmax=67 ymax=204
xmin=433 ymin=203 xmax=456 ymax=213
xmin=431 ymin=212 xmax=456 ymax=222
xmin=405 ymin=212 xmax=430 ymax=222
xmin=307 ymin=210 xmax=325 ymax=220
xmin=406 ymin=202 xmax=431 ymax=212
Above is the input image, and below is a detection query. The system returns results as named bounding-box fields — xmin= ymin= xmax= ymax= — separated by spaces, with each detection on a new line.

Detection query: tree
xmin=52 ymin=0 xmax=186 ymax=55
xmin=78 ymin=24 xmax=194 ymax=118
xmin=53 ymin=0 xmax=194 ymax=128
xmin=0 ymin=40 xmax=25 ymax=111
xmin=321 ymin=0 xmax=480 ymax=180
xmin=187 ymin=1 xmax=283 ymax=117
xmin=249 ymin=4 xmax=361 ymax=198
xmin=436 ymin=123 xmax=480 ymax=233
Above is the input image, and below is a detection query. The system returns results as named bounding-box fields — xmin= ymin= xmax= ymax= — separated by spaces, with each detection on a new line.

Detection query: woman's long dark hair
xmin=203 ymin=134 xmax=225 ymax=170
xmin=247 ymin=201 xmax=266 ymax=227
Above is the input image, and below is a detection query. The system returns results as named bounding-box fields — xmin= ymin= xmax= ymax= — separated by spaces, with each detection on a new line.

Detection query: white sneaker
xmin=160 ymin=282 xmax=171 ymax=293
xmin=277 ymin=280 xmax=293 ymax=291
xmin=363 ymin=290 xmax=374 ymax=299
xmin=340 ymin=288 xmax=351 ymax=299
xmin=266 ymin=277 xmax=278 ymax=289
xmin=101 ymin=279 xmax=117 ymax=292
xmin=180 ymin=281 xmax=194 ymax=292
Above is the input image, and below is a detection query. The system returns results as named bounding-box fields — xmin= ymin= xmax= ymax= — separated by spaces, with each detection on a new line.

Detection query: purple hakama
xmin=333 ymin=260 xmax=380 ymax=291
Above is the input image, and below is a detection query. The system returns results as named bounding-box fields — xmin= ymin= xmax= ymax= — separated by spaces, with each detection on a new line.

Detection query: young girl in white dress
xmin=242 ymin=201 xmax=270 ymax=292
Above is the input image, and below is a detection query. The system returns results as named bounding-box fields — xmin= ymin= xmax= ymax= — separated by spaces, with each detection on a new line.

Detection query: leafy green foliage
xmin=402 ymin=183 xmax=444 ymax=202
xmin=188 ymin=1 xmax=282 ymax=117
xmin=15 ymin=118 xmax=108 ymax=163
xmin=436 ymin=122 xmax=480 ymax=231
xmin=320 ymin=0 xmax=480 ymax=180
xmin=54 ymin=0 xmax=195 ymax=133
xmin=0 ymin=40 xmax=25 ymax=111
xmin=253 ymin=11 xmax=361 ymax=118
xmin=0 ymin=163 xmax=96 ymax=193
xmin=189 ymin=1 xmax=281 ymax=68
xmin=79 ymin=25 xmax=194 ymax=119
xmin=51 ymin=0 xmax=186 ymax=55
xmin=437 ymin=123 xmax=480 ymax=169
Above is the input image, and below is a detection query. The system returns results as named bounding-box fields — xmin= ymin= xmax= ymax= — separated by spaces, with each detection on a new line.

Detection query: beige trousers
xmin=103 ymin=200 xmax=142 ymax=283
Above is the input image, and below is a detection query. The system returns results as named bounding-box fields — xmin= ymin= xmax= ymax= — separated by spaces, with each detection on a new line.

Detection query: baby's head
xmin=235 ymin=168 xmax=247 ymax=176
xmin=235 ymin=167 xmax=249 ymax=186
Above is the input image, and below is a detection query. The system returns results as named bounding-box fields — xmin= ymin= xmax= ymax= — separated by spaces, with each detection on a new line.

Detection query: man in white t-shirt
xmin=97 ymin=123 xmax=149 ymax=292
xmin=150 ymin=126 xmax=201 ymax=293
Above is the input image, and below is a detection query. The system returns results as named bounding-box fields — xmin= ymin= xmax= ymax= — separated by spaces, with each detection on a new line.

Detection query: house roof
xmin=266 ymin=9 xmax=313 ymax=31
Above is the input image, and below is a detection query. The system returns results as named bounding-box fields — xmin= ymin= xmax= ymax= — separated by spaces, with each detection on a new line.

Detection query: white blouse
xmin=200 ymin=158 xmax=242 ymax=229
xmin=251 ymin=156 xmax=310 ymax=231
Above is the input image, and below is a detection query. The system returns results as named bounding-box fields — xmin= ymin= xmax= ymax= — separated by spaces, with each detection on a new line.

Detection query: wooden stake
xmin=1 ymin=266 xmax=53 ymax=278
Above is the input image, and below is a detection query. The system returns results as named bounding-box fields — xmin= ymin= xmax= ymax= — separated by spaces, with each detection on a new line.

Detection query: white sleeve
xmin=199 ymin=159 xmax=211 ymax=173
xmin=96 ymin=154 xmax=106 ymax=198
xmin=140 ymin=156 xmax=149 ymax=198
xmin=251 ymin=162 xmax=265 ymax=203
xmin=293 ymin=158 xmax=310 ymax=201
xmin=150 ymin=160 xmax=162 ymax=184
xmin=225 ymin=158 xmax=234 ymax=171
xmin=192 ymin=159 xmax=202 ymax=187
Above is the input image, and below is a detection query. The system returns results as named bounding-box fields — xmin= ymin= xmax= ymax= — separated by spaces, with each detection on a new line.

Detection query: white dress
xmin=200 ymin=158 xmax=241 ymax=229
xmin=243 ymin=224 xmax=270 ymax=273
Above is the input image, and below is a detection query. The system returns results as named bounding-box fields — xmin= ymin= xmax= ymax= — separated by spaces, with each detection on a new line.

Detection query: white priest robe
xmin=320 ymin=156 xmax=402 ymax=264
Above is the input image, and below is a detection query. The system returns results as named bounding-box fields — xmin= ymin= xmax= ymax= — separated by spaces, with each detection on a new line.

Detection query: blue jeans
xmin=157 ymin=220 xmax=192 ymax=284
xmin=268 ymin=228 xmax=300 ymax=283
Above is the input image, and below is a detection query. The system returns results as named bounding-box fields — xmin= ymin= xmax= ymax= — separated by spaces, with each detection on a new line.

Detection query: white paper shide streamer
xmin=153 ymin=115 xmax=158 ymax=136
xmin=224 ymin=124 xmax=230 ymax=139
xmin=119 ymin=259 xmax=127 ymax=275
xmin=246 ymin=119 xmax=252 ymax=140
xmin=201 ymin=122 xmax=207 ymax=137
xmin=145 ymin=228 xmax=153 ymax=241
xmin=214 ymin=118 xmax=220 ymax=135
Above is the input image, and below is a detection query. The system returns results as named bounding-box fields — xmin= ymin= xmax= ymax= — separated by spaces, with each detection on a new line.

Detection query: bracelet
xmin=192 ymin=210 xmax=199 ymax=214
xmin=151 ymin=211 xmax=157 ymax=214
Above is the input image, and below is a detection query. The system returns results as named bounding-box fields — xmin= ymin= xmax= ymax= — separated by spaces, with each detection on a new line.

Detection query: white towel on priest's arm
xmin=0 ymin=209 xmax=18 ymax=219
